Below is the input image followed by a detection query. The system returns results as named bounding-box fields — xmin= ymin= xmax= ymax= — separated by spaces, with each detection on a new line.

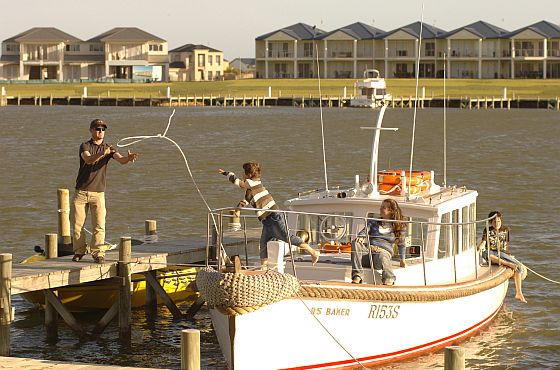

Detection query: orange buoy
xmin=377 ymin=170 xmax=431 ymax=186
xmin=378 ymin=182 xmax=430 ymax=195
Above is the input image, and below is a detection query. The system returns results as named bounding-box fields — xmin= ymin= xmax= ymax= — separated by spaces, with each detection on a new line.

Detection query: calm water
xmin=1 ymin=106 xmax=559 ymax=369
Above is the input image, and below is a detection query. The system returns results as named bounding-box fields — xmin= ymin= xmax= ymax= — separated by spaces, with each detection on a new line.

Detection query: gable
xmin=266 ymin=31 xmax=297 ymax=41
xmin=384 ymin=30 xmax=416 ymax=40
xmin=511 ymin=29 xmax=546 ymax=39
xmin=447 ymin=29 xmax=481 ymax=40
xmin=324 ymin=30 xmax=355 ymax=41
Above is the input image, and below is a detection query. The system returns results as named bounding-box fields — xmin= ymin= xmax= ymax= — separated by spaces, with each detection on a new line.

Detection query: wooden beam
xmin=144 ymin=270 xmax=157 ymax=319
xmin=0 ymin=254 xmax=12 ymax=356
xmin=91 ymin=300 xmax=119 ymax=336
xmin=44 ymin=289 xmax=86 ymax=338
xmin=44 ymin=234 xmax=58 ymax=342
xmin=144 ymin=271 xmax=183 ymax=320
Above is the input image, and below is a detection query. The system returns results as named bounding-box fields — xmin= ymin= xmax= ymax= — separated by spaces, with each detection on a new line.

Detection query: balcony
xmin=267 ymin=50 xmax=294 ymax=58
xmin=514 ymin=49 xmax=544 ymax=58
xmin=329 ymin=51 xmax=353 ymax=58
xmin=547 ymin=49 xmax=560 ymax=57
xmin=450 ymin=50 xmax=479 ymax=58
xmin=388 ymin=50 xmax=413 ymax=58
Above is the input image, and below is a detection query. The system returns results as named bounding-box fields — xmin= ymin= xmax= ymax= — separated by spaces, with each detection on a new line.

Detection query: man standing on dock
xmin=72 ymin=119 xmax=138 ymax=263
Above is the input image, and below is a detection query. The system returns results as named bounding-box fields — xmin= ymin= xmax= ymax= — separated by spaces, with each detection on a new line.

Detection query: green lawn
xmin=2 ymin=78 xmax=560 ymax=98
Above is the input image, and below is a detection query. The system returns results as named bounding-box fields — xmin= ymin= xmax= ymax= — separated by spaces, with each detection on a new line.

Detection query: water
xmin=1 ymin=106 xmax=559 ymax=369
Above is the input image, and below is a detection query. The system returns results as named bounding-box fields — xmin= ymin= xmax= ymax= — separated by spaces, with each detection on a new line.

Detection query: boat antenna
xmin=313 ymin=25 xmax=329 ymax=191
xmin=407 ymin=3 xmax=425 ymax=198
xmin=443 ymin=51 xmax=447 ymax=187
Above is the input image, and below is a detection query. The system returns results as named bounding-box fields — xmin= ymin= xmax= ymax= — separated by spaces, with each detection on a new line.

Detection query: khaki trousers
xmin=72 ymin=190 xmax=106 ymax=257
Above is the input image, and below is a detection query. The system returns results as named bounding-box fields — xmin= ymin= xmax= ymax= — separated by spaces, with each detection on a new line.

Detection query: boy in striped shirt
xmin=219 ymin=161 xmax=319 ymax=268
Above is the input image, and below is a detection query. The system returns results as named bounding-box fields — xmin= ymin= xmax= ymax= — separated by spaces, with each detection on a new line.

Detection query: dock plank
xmin=0 ymin=356 xmax=164 ymax=369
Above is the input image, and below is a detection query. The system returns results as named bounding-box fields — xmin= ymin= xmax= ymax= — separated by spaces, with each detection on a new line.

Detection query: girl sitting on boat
xmin=477 ymin=211 xmax=527 ymax=303
xmin=351 ymin=199 xmax=406 ymax=285
xmin=219 ymin=161 xmax=319 ymax=268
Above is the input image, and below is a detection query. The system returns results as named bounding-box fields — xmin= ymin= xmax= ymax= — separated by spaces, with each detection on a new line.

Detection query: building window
xmin=6 ymin=43 xmax=19 ymax=52
xmin=198 ymin=54 xmax=205 ymax=67
xmin=303 ymin=42 xmax=313 ymax=57
xmin=208 ymin=71 xmax=213 ymax=80
xmin=89 ymin=44 xmax=103 ymax=52
xmin=216 ymin=55 xmax=221 ymax=65
xmin=425 ymin=42 xmax=435 ymax=57
xmin=208 ymin=55 xmax=213 ymax=66
xmin=65 ymin=44 xmax=80 ymax=52
xmin=216 ymin=71 xmax=221 ymax=78
xmin=149 ymin=44 xmax=163 ymax=52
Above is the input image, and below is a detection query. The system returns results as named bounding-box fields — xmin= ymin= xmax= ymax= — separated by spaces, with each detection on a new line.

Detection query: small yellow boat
xmin=20 ymin=253 xmax=199 ymax=311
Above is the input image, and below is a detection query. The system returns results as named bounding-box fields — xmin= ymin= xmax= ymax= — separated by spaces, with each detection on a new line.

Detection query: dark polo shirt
xmin=75 ymin=139 xmax=114 ymax=192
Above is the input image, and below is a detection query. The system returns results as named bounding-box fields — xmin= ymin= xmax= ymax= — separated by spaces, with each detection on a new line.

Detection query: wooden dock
xmin=1 ymin=94 xmax=559 ymax=109
xmin=0 ymin=356 xmax=163 ymax=369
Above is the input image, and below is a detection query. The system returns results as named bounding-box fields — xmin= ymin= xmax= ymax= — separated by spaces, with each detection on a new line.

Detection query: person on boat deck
xmin=477 ymin=211 xmax=527 ymax=303
xmin=351 ymin=199 xmax=406 ymax=286
xmin=219 ymin=161 xmax=319 ymax=268
xmin=72 ymin=119 xmax=138 ymax=264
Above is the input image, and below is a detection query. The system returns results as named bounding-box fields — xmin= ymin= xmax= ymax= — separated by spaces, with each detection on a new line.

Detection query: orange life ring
xmin=378 ymin=182 xmax=430 ymax=195
xmin=377 ymin=170 xmax=431 ymax=186
xmin=321 ymin=241 xmax=352 ymax=254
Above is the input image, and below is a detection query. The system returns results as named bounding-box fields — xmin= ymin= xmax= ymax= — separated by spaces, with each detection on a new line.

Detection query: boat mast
xmin=313 ymin=26 xmax=329 ymax=191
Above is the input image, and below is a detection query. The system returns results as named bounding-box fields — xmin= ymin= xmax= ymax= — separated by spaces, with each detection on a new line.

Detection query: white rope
xmin=525 ymin=265 xmax=560 ymax=284
xmin=407 ymin=3 xmax=425 ymax=197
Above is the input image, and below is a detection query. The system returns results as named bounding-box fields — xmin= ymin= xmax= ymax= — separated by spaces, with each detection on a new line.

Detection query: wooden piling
xmin=181 ymin=329 xmax=201 ymax=370
xmin=145 ymin=220 xmax=157 ymax=243
xmin=57 ymin=189 xmax=72 ymax=248
xmin=118 ymin=236 xmax=132 ymax=342
xmin=444 ymin=346 xmax=465 ymax=370
xmin=0 ymin=254 xmax=12 ymax=356
xmin=44 ymin=234 xmax=58 ymax=342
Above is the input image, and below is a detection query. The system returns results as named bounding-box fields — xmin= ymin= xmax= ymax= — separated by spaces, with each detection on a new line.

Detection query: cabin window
xmin=452 ymin=209 xmax=460 ymax=254
xmin=438 ymin=213 xmax=450 ymax=259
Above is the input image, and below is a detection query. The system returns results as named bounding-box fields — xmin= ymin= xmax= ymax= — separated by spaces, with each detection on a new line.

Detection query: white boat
xmin=349 ymin=69 xmax=391 ymax=108
xmin=197 ymin=106 xmax=520 ymax=369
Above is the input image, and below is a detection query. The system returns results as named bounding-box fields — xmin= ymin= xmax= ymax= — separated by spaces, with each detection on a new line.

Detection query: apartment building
xmin=255 ymin=20 xmax=560 ymax=79
xmin=0 ymin=27 xmax=168 ymax=81
xmin=168 ymin=44 xmax=224 ymax=81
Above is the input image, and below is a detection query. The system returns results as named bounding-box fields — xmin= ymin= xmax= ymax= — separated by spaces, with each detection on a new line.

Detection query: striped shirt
xmin=225 ymin=171 xmax=278 ymax=220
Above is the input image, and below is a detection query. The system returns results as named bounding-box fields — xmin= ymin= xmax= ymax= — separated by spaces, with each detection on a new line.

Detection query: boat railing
xmin=206 ymin=207 xmax=500 ymax=285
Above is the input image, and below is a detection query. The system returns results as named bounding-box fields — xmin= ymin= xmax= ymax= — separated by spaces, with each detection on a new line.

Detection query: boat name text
xmin=368 ymin=304 xmax=400 ymax=319
xmin=309 ymin=307 xmax=351 ymax=316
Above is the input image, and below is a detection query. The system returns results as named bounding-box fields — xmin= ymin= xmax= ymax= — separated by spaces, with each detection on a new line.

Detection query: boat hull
xmin=210 ymin=276 xmax=508 ymax=369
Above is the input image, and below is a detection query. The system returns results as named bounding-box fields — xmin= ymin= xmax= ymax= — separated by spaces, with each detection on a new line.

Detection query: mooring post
xmin=57 ymin=188 xmax=72 ymax=254
xmin=118 ymin=236 xmax=132 ymax=342
xmin=145 ymin=219 xmax=157 ymax=243
xmin=444 ymin=346 xmax=465 ymax=370
xmin=44 ymin=233 xmax=59 ymax=342
xmin=181 ymin=329 xmax=201 ymax=370
xmin=0 ymin=254 xmax=13 ymax=356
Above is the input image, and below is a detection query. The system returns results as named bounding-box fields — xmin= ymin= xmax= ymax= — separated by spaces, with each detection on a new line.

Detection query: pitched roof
xmin=256 ymin=23 xmax=325 ymax=40
xmin=441 ymin=20 xmax=509 ymax=39
xmin=87 ymin=27 xmax=165 ymax=42
xmin=4 ymin=27 xmax=82 ymax=43
xmin=317 ymin=22 xmax=385 ymax=40
xmin=504 ymin=20 xmax=560 ymax=38
xmin=169 ymin=44 xmax=222 ymax=53
xmin=381 ymin=21 xmax=446 ymax=39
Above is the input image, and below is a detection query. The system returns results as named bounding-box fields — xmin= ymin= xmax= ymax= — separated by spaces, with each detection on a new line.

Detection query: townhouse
xmin=255 ymin=20 xmax=560 ymax=79
xmin=0 ymin=27 xmax=169 ymax=81
xmin=168 ymin=44 xmax=224 ymax=81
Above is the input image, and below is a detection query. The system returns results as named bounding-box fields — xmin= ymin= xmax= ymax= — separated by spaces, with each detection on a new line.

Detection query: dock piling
xmin=444 ymin=346 xmax=465 ymax=370
xmin=145 ymin=220 xmax=158 ymax=243
xmin=118 ymin=236 xmax=132 ymax=343
xmin=57 ymin=189 xmax=71 ymax=247
xmin=44 ymin=233 xmax=58 ymax=342
xmin=181 ymin=329 xmax=200 ymax=370
xmin=0 ymin=254 xmax=12 ymax=356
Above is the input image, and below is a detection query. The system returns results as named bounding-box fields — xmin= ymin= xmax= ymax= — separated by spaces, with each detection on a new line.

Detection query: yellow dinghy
xmin=20 ymin=253 xmax=199 ymax=311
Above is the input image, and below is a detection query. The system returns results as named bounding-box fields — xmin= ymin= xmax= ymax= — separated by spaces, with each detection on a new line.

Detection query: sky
xmin=2 ymin=0 xmax=560 ymax=60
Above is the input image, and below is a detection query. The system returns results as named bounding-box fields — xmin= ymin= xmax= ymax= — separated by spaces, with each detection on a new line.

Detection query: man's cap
xmin=90 ymin=119 xmax=107 ymax=129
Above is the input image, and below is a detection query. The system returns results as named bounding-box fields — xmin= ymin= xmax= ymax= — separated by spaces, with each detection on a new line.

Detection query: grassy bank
xmin=2 ymin=78 xmax=560 ymax=99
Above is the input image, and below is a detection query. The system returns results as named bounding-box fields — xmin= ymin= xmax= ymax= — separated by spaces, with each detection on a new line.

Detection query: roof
xmin=504 ymin=20 xmax=560 ymax=38
xmin=441 ymin=20 xmax=509 ymax=39
xmin=4 ymin=27 xmax=82 ymax=43
xmin=317 ymin=22 xmax=385 ymax=40
xmin=381 ymin=21 xmax=446 ymax=39
xmin=88 ymin=27 xmax=165 ymax=43
xmin=256 ymin=23 xmax=325 ymax=40
xmin=231 ymin=58 xmax=256 ymax=65
xmin=169 ymin=61 xmax=186 ymax=68
xmin=169 ymin=44 xmax=222 ymax=53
